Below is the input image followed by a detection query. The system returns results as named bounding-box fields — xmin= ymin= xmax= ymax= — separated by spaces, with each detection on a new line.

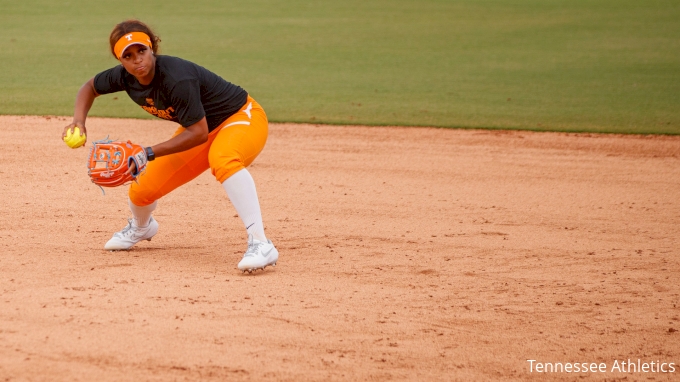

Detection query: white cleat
xmin=238 ymin=234 xmax=279 ymax=272
xmin=104 ymin=217 xmax=158 ymax=251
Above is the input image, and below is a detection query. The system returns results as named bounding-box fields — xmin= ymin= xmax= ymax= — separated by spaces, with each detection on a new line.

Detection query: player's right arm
xmin=62 ymin=77 xmax=99 ymax=144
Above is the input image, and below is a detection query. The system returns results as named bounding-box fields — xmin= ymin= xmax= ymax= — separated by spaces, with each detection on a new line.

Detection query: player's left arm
xmin=151 ymin=117 xmax=209 ymax=158
xmin=127 ymin=118 xmax=209 ymax=175
xmin=128 ymin=79 xmax=209 ymax=174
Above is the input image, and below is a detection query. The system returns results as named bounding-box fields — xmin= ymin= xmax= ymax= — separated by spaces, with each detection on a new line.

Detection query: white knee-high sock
xmin=222 ymin=168 xmax=267 ymax=242
xmin=129 ymin=198 xmax=157 ymax=228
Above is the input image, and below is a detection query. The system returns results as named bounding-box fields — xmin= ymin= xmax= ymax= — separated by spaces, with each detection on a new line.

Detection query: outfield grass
xmin=0 ymin=0 xmax=678 ymax=134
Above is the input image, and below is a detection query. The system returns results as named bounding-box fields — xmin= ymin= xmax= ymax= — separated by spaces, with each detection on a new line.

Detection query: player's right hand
xmin=62 ymin=123 xmax=88 ymax=147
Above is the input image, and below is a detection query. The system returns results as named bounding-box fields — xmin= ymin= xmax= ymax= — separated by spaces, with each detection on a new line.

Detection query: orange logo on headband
xmin=114 ymin=32 xmax=152 ymax=59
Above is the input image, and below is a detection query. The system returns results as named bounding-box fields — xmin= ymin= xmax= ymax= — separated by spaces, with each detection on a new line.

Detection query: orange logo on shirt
xmin=141 ymin=99 xmax=175 ymax=120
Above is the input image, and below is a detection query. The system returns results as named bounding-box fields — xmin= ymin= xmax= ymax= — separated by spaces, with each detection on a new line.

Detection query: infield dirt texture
xmin=0 ymin=116 xmax=679 ymax=380
xmin=2 ymin=0 xmax=680 ymax=380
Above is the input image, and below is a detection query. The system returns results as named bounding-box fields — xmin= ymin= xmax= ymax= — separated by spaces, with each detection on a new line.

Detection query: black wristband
xmin=145 ymin=146 xmax=155 ymax=161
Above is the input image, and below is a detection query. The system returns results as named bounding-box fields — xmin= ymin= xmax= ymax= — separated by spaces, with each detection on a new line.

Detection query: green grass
xmin=0 ymin=0 xmax=679 ymax=134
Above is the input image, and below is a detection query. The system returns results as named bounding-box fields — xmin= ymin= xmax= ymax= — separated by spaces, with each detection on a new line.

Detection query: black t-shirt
xmin=93 ymin=55 xmax=248 ymax=131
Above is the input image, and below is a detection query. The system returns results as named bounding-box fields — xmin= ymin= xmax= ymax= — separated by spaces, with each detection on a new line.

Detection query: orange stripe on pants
xmin=129 ymin=96 xmax=268 ymax=206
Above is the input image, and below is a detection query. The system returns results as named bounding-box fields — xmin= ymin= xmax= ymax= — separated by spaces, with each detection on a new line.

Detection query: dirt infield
xmin=0 ymin=115 xmax=679 ymax=381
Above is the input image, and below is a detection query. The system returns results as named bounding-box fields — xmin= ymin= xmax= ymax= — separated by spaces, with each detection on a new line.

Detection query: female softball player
xmin=61 ymin=19 xmax=278 ymax=272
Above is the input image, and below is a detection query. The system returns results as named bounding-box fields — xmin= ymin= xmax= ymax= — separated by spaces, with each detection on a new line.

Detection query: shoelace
xmin=115 ymin=219 xmax=136 ymax=238
xmin=244 ymin=240 xmax=263 ymax=257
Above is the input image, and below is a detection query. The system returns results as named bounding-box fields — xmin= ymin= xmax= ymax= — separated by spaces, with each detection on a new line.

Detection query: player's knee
xmin=211 ymin=159 xmax=245 ymax=184
xmin=210 ymin=154 xmax=244 ymax=183
xmin=129 ymin=185 xmax=159 ymax=207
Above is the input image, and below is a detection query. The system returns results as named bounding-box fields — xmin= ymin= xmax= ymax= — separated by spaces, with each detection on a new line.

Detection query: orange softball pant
xmin=129 ymin=96 xmax=268 ymax=206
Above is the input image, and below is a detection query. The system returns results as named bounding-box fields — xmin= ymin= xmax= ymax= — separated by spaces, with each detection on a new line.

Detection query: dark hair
xmin=109 ymin=19 xmax=161 ymax=58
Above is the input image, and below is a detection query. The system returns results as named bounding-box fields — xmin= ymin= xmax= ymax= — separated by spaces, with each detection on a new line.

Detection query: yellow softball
xmin=64 ymin=127 xmax=87 ymax=149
